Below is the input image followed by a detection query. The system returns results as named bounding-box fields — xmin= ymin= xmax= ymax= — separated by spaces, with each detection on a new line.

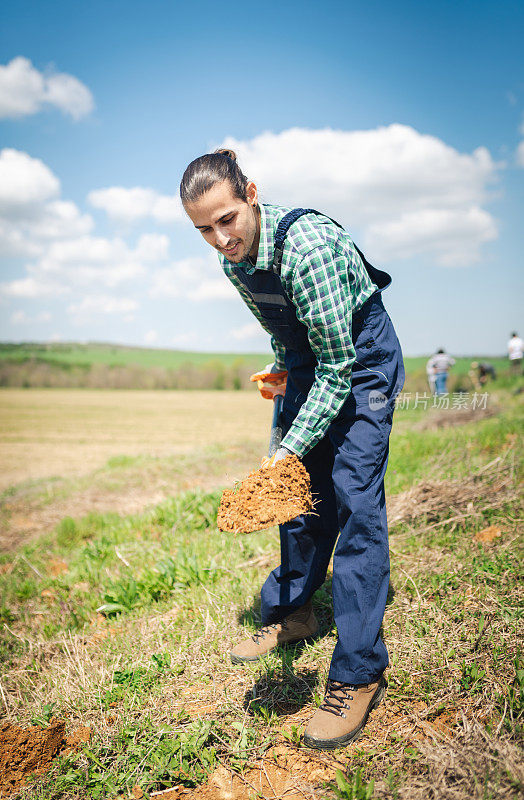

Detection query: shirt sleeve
xmin=280 ymin=244 xmax=357 ymax=457
xmin=270 ymin=336 xmax=286 ymax=371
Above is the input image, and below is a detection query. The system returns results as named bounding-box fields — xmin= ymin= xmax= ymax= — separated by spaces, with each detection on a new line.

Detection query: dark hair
xmin=437 ymin=348 xmax=445 ymax=354
xmin=180 ymin=148 xmax=249 ymax=206
xmin=511 ymin=332 xmax=518 ymax=337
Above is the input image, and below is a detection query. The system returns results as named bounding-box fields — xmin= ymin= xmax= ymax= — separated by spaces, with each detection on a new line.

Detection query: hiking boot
xmin=230 ymin=600 xmax=318 ymax=664
xmin=303 ymin=676 xmax=387 ymax=750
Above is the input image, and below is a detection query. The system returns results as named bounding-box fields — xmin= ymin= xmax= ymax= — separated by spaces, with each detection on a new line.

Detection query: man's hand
xmin=261 ymin=446 xmax=293 ymax=469
xmin=250 ymin=362 xmax=287 ymax=400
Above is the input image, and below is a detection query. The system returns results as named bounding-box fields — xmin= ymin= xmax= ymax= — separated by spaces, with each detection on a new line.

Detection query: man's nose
xmin=215 ymin=229 xmax=229 ymax=248
xmin=215 ymin=229 xmax=229 ymax=247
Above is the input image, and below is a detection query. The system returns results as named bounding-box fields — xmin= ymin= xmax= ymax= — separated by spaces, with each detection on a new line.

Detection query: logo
xmin=368 ymin=390 xmax=387 ymax=411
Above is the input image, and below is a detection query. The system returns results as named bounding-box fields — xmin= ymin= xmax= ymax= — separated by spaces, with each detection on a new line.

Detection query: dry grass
xmin=0 ymin=388 xmax=522 ymax=799
xmin=0 ymin=390 xmax=270 ymax=490
xmin=387 ymin=450 xmax=519 ymax=527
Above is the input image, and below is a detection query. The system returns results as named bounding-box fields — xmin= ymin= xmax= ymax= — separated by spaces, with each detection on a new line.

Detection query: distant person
xmin=469 ymin=361 xmax=496 ymax=390
xmin=508 ymin=332 xmax=523 ymax=375
xmin=430 ymin=348 xmax=455 ymax=395
xmin=426 ymin=355 xmax=437 ymax=394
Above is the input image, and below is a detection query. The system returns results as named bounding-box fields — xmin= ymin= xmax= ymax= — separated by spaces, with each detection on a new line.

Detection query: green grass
xmin=0 ymin=387 xmax=522 ymax=799
xmin=0 ymin=341 xmax=511 ymax=375
xmin=0 ymin=342 xmax=271 ymax=370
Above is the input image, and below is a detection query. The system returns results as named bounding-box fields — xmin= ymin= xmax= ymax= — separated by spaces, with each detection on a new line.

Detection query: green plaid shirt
xmin=221 ymin=203 xmax=377 ymax=458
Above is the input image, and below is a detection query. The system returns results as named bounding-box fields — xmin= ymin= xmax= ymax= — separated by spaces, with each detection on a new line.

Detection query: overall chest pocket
xmin=257 ymin=304 xmax=310 ymax=351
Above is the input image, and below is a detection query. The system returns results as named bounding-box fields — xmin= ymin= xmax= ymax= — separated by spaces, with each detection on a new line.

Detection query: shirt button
xmin=365 ymin=341 xmax=372 ymax=349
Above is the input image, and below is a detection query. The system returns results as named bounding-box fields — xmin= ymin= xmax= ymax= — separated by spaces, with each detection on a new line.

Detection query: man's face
xmin=185 ymin=180 xmax=260 ymax=264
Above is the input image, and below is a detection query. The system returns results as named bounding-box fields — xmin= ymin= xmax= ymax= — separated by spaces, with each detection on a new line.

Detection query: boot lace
xmin=251 ymin=620 xmax=287 ymax=644
xmin=319 ymin=679 xmax=357 ymax=717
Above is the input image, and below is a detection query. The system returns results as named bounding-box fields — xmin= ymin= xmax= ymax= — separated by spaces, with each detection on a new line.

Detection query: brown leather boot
xmin=230 ymin=600 xmax=319 ymax=664
xmin=303 ymin=676 xmax=386 ymax=750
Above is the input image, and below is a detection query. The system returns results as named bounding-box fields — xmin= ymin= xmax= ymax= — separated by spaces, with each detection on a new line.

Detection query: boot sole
xmin=229 ymin=633 xmax=319 ymax=664
xmin=303 ymin=678 xmax=387 ymax=751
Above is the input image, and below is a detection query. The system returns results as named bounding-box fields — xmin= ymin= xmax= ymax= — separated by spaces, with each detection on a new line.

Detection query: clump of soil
xmin=0 ymin=720 xmax=91 ymax=798
xmin=0 ymin=719 xmax=65 ymax=798
xmin=217 ymin=455 xmax=313 ymax=533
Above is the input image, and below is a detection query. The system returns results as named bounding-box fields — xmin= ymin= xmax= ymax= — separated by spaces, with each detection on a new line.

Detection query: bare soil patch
xmin=217 ymin=455 xmax=313 ymax=533
xmin=415 ymin=405 xmax=497 ymax=430
xmin=0 ymin=390 xmax=269 ymax=490
xmin=0 ymin=720 xmax=90 ymax=798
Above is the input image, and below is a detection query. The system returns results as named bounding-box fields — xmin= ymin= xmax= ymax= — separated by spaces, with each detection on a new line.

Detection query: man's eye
xmin=222 ymin=216 xmax=233 ymax=224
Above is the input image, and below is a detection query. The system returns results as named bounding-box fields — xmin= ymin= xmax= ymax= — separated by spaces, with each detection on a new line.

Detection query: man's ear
xmin=246 ymin=181 xmax=258 ymax=206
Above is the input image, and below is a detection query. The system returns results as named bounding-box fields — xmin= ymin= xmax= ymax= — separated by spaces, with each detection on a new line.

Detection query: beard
xmin=221 ymin=211 xmax=259 ymax=264
xmin=216 ymin=205 xmax=260 ymax=264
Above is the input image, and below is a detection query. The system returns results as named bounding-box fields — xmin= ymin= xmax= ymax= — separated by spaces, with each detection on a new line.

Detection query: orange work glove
xmin=250 ymin=363 xmax=288 ymax=400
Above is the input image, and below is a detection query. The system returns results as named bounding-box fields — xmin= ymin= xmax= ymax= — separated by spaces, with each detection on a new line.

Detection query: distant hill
xmin=0 ymin=342 xmax=511 ymax=391
xmin=0 ymin=342 xmax=271 ymax=369
xmin=0 ymin=342 xmax=271 ymax=389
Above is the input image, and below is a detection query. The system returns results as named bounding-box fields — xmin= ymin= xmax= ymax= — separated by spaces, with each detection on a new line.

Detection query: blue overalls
xmin=235 ymin=209 xmax=405 ymax=685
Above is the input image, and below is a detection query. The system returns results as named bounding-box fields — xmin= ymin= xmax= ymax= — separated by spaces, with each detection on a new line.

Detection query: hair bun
xmin=214 ymin=148 xmax=237 ymax=162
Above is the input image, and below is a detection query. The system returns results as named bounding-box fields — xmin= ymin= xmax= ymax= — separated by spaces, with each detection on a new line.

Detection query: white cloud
xmin=1 ymin=276 xmax=67 ymax=298
xmin=0 ymin=57 xmax=94 ymax=120
xmin=0 ymin=149 xmax=60 ymax=213
xmin=144 ymin=329 xmax=158 ymax=345
xmin=0 ymin=151 xmax=175 ymax=313
xmin=0 ymin=232 xmax=169 ymax=298
xmin=36 ymin=235 xmax=150 ymax=288
xmin=0 ymin=219 xmax=42 ymax=258
xmin=171 ymin=332 xmax=195 ymax=347
xmin=87 ymin=186 xmax=186 ymax=225
xmin=67 ymin=295 xmax=138 ymax=316
xmin=0 ymin=149 xmax=93 ymax=258
xmin=148 ymin=253 xmax=237 ymax=301
xmin=27 ymin=200 xmax=93 ymax=240
xmin=366 ymin=206 xmax=498 ymax=266
xmin=11 ymin=310 xmax=51 ymax=324
xmin=189 ymin=279 xmax=237 ymax=301
xmin=135 ymin=233 xmax=170 ymax=261
xmin=229 ymin=322 xmax=268 ymax=342
xmin=221 ymin=124 xmax=499 ymax=266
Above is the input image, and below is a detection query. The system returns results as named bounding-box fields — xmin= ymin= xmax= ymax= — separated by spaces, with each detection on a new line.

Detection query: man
xmin=180 ymin=149 xmax=404 ymax=750
xmin=429 ymin=348 xmax=455 ymax=396
xmin=508 ymin=332 xmax=523 ymax=375
xmin=469 ymin=361 xmax=496 ymax=390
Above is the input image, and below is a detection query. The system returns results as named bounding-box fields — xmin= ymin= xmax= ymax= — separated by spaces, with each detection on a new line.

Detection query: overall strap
xmin=272 ymin=207 xmax=391 ymax=292
xmin=273 ymin=208 xmax=342 ymax=271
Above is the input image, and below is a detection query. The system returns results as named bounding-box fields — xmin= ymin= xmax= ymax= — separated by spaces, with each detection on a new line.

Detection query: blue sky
xmin=1 ymin=0 xmax=523 ymax=355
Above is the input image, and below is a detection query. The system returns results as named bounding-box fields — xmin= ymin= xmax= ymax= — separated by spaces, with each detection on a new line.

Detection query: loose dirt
xmin=0 ymin=720 xmax=91 ymax=798
xmin=217 ymin=455 xmax=313 ymax=533
xmin=0 ymin=719 xmax=63 ymax=798
xmin=415 ymin=405 xmax=497 ymax=430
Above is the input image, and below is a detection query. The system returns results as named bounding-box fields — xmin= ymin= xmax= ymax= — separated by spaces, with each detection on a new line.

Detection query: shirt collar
xmin=252 ymin=203 xmax=274 ymax=271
